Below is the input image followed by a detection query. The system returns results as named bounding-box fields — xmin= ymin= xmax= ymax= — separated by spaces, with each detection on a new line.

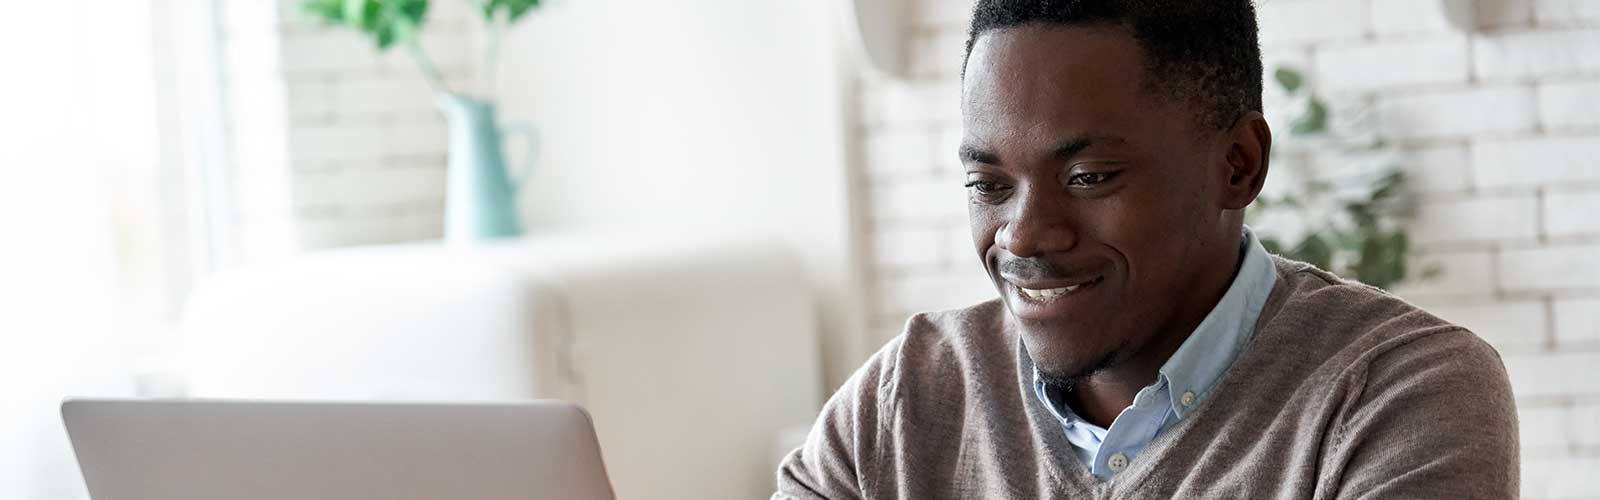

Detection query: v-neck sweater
xmin=774 ymin=257 xmax=1519 ymax=499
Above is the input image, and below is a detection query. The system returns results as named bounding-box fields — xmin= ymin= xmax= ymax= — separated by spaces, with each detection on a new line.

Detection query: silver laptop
xmin=61 ymin=398 xmax=616 ymax=500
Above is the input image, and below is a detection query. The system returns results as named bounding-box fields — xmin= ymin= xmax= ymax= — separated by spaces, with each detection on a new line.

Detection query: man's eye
xmin=964 ymin=180 xmax=1006 ymax=194
xmin=1066 ymin=171 xmax=1119 ymax=188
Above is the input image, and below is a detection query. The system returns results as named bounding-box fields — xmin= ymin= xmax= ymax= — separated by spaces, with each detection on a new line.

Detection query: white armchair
xmin=179 ymin=233 xmax=823 ymax=500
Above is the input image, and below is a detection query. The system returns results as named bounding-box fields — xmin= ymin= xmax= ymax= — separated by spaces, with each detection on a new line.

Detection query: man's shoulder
xmin=864 ymin=299 xmax=1016 ymax=397
xmin=903 ymin=298 xmax=1009 ymax=340
xmin=1261 ymin=256 xmax=1503 ymax=378
xmin=1270 ymin=256 xmax=1456 ymax=334
xmin=898 ymin=298 xmax=1013 ymax=360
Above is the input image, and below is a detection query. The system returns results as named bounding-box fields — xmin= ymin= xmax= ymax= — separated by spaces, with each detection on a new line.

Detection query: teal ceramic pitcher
xmin=438 ymin=94 xmax=534 ymax=241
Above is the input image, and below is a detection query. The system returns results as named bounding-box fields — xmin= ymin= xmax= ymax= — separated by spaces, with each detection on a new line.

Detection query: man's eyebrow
xmin=960 ymin=135 xmax=1127 ymax=167
xmin=1052 ymin=136 xmax=1093 ymax=161
xmin=959 ymin=145 xmax=1000 ymax=165
xmin=1053 ymin=135 xmax=1121 ymax=161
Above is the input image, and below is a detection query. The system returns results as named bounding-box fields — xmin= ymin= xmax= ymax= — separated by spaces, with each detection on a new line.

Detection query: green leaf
xmin=399 ymin=0 xmax=428 ymax=22
xmin=1330 ymin=228 xmax=1364 ymax=253
xmin=1260 ymin=237 xmax=1285 ymax=255
xmin=1274 ymin=67 xmax=1305 ymax=94
xmin=1420 ymin=263 xmax=1444 ymax=281
xmin=1346 ymin=202 xmax=1379 ymax=229
xmin=346 ymin=0 xmax=380 ymax=31
xmin=1369 ymin=170 xmax=1406 ymax=202
xmin=1290 ymin=96 xmax=1329 ymax=135
xmin=1358 ymin=231 xmax=1410 ymax=289
xmin=1306 ymin=179 xmax=1333 ymax=195
xmin=374 ymin=23 xmax=397 ymax=49
xmin=302 ymin=0 xmax=429 ymax=51
xmin=1246 ymin=63 xmax=1441 ymax=290
xmin=482 ymin=0 xmax=541 ymax=23
xmin=1293 ymin=233 xmax=1333 ymax=271
xmin=303 ymin=0 xmax=346 ymax=23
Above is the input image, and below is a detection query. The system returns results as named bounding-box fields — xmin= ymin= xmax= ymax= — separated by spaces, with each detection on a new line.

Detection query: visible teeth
xmin=1019 ymin=284 xmax=1080 ymax=300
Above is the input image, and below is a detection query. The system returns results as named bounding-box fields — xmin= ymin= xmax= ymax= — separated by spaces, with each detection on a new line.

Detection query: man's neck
xmin=1065 ymin=237 xmax=1246 ymax=428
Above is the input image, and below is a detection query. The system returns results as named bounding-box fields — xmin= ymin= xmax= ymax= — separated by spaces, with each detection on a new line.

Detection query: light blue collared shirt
xmin=1032 ymin=226 xmax=1277 ymax=480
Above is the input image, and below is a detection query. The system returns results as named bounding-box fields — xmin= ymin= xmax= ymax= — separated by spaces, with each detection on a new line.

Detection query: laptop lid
xmin=62 ymin=398 xmax=615 ymax=500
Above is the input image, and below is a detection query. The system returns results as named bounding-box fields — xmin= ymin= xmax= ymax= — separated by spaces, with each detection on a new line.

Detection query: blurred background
xmin=0 ymin=0 xmax=1596 ymax=499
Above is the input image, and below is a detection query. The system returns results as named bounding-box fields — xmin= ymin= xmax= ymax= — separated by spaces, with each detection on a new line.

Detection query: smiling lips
xmin=1013 ymin=276 xmax=1104 ymax=302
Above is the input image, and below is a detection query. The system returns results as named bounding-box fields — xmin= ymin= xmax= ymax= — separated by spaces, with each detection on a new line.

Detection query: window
xmin=0 ymin=1 xmax=222 ymax=498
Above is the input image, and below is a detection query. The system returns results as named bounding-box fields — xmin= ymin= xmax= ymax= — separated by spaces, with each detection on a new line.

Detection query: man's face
xmin=961 ymin=24 xmax=1238 ymax=382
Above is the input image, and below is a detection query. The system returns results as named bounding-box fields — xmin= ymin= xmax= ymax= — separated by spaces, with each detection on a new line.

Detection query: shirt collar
xmin=1158 ymin=225 xmax=1276 ymax=419
xmin=1030 ymin=225 xmax=1277 ymax=422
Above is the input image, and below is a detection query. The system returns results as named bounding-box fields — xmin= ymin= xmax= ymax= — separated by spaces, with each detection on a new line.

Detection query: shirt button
xmin=1181 ymin=391 xmax=1197 ymax=407
xmin=1107 ymin=452 xmax=1129 ymax=472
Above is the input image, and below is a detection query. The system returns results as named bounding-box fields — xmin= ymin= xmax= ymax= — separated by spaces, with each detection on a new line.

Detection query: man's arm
xmin=772 ymin=336 xmax=902 ymax=500
xmin=1325 ymin=329 xmax=1519 ymax=499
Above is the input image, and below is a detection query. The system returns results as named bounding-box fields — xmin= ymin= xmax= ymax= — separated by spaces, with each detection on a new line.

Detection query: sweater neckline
xmin=1014 ymin=258 xmax=1305 ymax=495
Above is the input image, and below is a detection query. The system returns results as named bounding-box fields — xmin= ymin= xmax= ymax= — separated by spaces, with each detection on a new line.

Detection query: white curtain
xmin=0 ymin=2 xmax=170 ymax=498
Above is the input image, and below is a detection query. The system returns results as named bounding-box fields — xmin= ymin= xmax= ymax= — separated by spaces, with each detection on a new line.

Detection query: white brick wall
xmin=1517 ymin=404 xmax=1569 ymax=451
xmin=869 ymin=176 xmax=967 ymax=223
xmin=1545 ymin=191 xmax=1600 ymax=237
xmin=1523 ymin=456 xmax=1600 ymax=499
xmin=853 ymin=1 xmax=1600 ymax=497
xmin=1416 ymin=298 xmax=1550 ymax=352
xmin=1375 ymin=86 xmax=1537 ymax=140
xmin=1504 ymin=351 xmax=1600 ymax=398
xmin=1256 ymin=0 xmax=1366 ymax=45
xmin=909 ymin=30 xmax=968 ymax=78
xmin=1536 ymin=0 xmax=1600 ymax=27
xmin=223 ymin=0 xmax=479 ymax=252
xmin=1409 ymin=194 xmax=1540 ymax=245
xmin=1474 ymin=29 xmax=1600 ymax=80
xmin=1314 ymin=37 xmax=1470 ymax=92
xmin=288 ymin=122 xmax=386 ymax=164
xmin=331 ymin=74 xmax=439 ymax=117
xmin=1537 ymin=80 xmax=1600 ymax=129
xmin=872 ymin=224 xmax=949 ymax=273
xmin=1399 ymin=144 xmax=1474 ymax=194
xmin=1478 ymin=0 xmax=1537 ymax=29
xmin=878 ymin=268 xmax=997 ymax=321
xmin=1472 ymin=136 xmax=1600 ymax=189
xmin=1554 ymin=298 xmax=1600 ymax=344
xmin=1369 ymin=0 xmax=1472 ymax=36
xmin=864 ymin=128 xmax=942 ymax=181
xmin=1574 ymin=402 xmax=1600 ymax=447
xmin=1499 ymin=243 xmax=1600 ymax=292
xmin=1390 ymin=249 xmax=1495 ymax=298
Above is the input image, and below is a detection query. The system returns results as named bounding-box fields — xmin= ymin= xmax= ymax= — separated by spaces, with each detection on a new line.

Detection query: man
xmin=774 ymin=1 xmax=1519 ymax=498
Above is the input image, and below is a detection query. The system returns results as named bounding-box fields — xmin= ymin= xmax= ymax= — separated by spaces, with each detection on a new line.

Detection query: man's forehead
xmin=966 ymin=27 xmax=1147 ymax=110
xmin=960 ymin=25 xmax=1192 ymax=158
xmin=962 ymin=24 xmax=1144 ymax=91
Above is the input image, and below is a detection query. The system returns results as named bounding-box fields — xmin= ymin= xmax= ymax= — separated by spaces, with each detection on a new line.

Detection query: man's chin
xmin=1034 ymin=348 xmax=1119 ymax=391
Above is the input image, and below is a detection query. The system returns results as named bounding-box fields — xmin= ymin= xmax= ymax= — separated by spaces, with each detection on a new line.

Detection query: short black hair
xmin=963 ymin=0 xmax=1263 ymax=130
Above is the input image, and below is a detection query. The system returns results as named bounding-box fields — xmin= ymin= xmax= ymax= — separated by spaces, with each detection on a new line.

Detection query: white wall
xmin=240 ymin=0 xmax=865 ymax=389
xmin=0 ymin=2 xmax=158 ymax=498
xmin=495 ymin=0 xmax=866 ymax=388
xmin=224 ymin=0 xmax=483 ymax=257
xmin=858 ymin=1 xmax=1600 ymax=498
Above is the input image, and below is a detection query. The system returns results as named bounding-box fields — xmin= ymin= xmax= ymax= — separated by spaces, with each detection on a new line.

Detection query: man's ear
xmin=1219 ymin=111 xmax=1272 ymax=210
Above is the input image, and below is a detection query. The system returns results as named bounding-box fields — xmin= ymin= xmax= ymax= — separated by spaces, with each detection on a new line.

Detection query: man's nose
xmin=995 ymin=188 xmax=1078 ymax=257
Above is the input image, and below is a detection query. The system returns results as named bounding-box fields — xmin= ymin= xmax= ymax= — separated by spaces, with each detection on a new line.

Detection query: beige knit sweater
xmin=775 ymin=257 xmax=1519 ymax=499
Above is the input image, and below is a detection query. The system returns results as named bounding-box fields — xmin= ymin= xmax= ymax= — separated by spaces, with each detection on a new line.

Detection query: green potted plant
xmin=1248 ymin=66 xmax=1439 ymax=290
xmin=301 ymin=0 xmax=544 ymax=241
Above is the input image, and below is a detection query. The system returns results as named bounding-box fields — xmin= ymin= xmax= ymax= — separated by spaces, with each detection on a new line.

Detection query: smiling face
xmin=962 ymin=23 xmax=1261 ymax=383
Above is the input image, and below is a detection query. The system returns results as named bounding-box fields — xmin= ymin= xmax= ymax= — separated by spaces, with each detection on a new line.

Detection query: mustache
xmin=999 ymin=257 xmax=1071 ymax=280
